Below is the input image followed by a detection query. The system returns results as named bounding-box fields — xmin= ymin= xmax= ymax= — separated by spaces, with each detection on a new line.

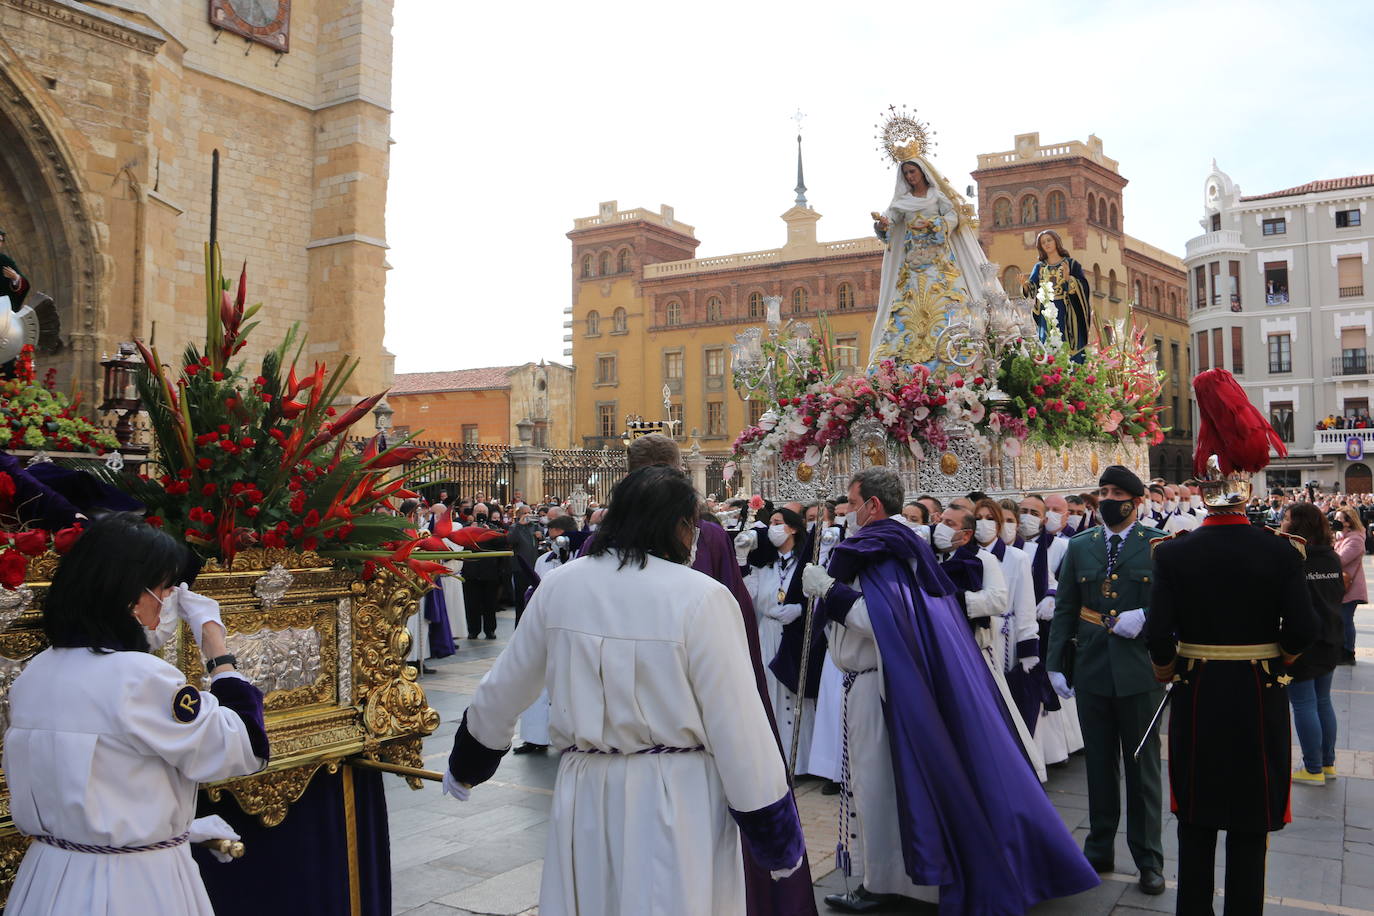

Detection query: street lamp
xmin=372 ymin=399 xmax=393 ymax=450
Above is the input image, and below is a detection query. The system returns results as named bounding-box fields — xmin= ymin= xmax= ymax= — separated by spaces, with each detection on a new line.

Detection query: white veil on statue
xmin=868 ymin=154 xmax=998 ymax=370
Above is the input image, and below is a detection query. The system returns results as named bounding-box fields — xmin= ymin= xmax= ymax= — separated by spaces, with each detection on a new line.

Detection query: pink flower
xmin=1103 ymin=410 xmax=1124 ymax=433
xmin=1033 ymin=386 xmax=1045 ymax=396
xmin=1002 ymin=438 xmax=1023 ymax=458
xmin=1027 ymin=407 xmax=1038 ymax=419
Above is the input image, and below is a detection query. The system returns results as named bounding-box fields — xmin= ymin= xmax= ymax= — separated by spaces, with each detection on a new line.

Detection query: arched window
xmin=617 ymin=248 xmax=631 ymax=273
xmin=1133 ymin=280 xmax=1144 ymax=306
xmin=598 ymin=252 xmax=610 ymax=275
xmin=748 ymin=291 xmax=764 ymax=318
xmin=1108 ymin=269 xmax=1118 ymax=300
xmin=1019 ymin=195 xmax=1039 ymax=224
xmin=1047 ymin=190 xmax=1066 ymax=221
xmin=665 ymin=300 xmax=682 ymax=326
xmin=1097 ymin=199 xmax=1108 ymax=225
xmin=581 ymin=254 xmax=593 ymax=278
xmin=1001 ymin=265 xmax=1022 ymax=296
xmin=586 ymin=310 xmax=600 ymax=336
xmin=706 ymin=296 xmax=722 ymax=322
xmin=1087 ymin=194 xmax=1097 ymax=222
xmin=613 ymin=307 xmax=627 ymax=332
xmin=993 ymin=198 xmax=1013 ymax=228
xmin=1109 ymin=202 xmax=1118 ymax=229
xmin=1168 ymin=291 xmax=1178 ymax=316
xmin=791 ymin=287 xmax=807 ymax=313
xmin=1092 ymin=263 xmax=1102 ymax=295
xmin=1152 ymin=286 xmax=1162 ymax=310
xmin=836 ymin=282 xmax=854 ymax=310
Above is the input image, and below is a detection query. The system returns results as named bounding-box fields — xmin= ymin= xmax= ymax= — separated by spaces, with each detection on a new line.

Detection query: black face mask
xmin=1099 ymin=498 xmax=1134 ymax=528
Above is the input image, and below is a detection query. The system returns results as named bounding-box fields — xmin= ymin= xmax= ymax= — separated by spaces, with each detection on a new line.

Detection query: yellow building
xmin=566 ymin=200 xmax=884 ymax=449
xmin=0 ymin=0 xmax=394 ymax=417
xmin=971 ymin=133 xmax=1193 ymax=480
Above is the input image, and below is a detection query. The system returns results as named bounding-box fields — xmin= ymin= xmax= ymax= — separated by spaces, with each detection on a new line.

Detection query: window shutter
xmin=1338 ymin=257 xmax=1363 ymax=288
xmin=1341 ymin=327 xmax=1367 ymax=351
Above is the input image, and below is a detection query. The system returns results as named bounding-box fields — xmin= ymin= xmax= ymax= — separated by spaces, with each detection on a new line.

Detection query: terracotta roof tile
xmin=1240 ymin=174 xmax=1374 ymax=201
xmin=391 ymin=367 xmax=518 ymax=394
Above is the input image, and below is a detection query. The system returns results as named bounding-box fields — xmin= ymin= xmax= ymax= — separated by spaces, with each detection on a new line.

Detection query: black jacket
xmin=1289 ymin=543 xmax=1345 ymax=681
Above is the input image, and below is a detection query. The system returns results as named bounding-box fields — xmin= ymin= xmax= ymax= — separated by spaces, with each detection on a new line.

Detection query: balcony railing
xmin=1340 ymin=286 xmax=1364 ymax=298
xmin=1315 ymin=428 xmax=1374 ymax=456
xmin=1333 ymin=355 xmax=1370 ymax=376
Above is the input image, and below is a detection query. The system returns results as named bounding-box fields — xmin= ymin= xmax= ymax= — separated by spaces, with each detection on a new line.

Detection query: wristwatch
xmin=205 ymin=653 xmax=238 ymax=671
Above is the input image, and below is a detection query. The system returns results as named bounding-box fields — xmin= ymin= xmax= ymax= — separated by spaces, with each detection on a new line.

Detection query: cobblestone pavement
xmin=389 ymin=558 xmax=1374 ymax=915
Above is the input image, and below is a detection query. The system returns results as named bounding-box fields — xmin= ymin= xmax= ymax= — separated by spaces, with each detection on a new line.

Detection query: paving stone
xmin=1262 ymin=851 xmax=1343 ymax=904
xmin=391 ymin=863 xmax=486 ymax=912
xmin=436 ymin=860 xmax=543 ymax=915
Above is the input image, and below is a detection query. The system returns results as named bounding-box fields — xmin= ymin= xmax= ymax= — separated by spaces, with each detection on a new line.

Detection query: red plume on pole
xmin=1192 ymin=368 xmax=1287 ymax=477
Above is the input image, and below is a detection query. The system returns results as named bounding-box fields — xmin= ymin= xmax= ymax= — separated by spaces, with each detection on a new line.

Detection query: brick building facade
xmin=389 ymin=362 xmax=575 ymax=448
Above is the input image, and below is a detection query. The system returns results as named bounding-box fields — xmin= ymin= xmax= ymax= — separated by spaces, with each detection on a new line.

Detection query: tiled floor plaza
xmin=387 ymin=557 xmax=1374 ymax=915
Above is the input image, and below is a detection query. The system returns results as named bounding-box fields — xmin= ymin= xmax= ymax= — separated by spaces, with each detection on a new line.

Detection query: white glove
xmin=441 ymin=769 xmax=471 ymax=802
xmin=1020 ymin=655 xmax=1039 ymax=673
xmin=772 ymin=603 xmax=803 ymax=625
xmin=175 ymin=584 xmax=224 ymax=652
xmin=770 ymin=854 xmax=804 ymax=881
xmin=1110 ymin=608 xmax=1146 ymax=639
xmin=1049 ymin=671 xmax=1074 ymax=699
xmin=734 ymin=530 xmax=757 ymax=562
xmin=801 ymin=564 xmax=835 ymax=599
xmin=1035 ymin=596 xmax=1056 ymax=621
xmin=189 ymin=815 xmax=241 ymax=864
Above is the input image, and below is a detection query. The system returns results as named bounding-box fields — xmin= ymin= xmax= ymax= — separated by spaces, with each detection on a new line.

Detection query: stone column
xmin=509 ymin=446 xmax=549 ymax=505
xmin=685 ymin=440 xmax=708 ymax=495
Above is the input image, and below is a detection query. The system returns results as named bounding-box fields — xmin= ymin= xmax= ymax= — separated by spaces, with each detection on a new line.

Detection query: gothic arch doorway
xmin=1345 ymin=462 xmax=1372 ymax=494
xmin=0 ymin=48 xmax=106 ymax=399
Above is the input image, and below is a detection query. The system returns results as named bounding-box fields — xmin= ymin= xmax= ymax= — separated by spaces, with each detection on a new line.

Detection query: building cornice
xmin=305 ymin=233 xmax=388 ymax=251
xmin=6 ymin=0 xmax=165 ymax=53
xmin=972 ymin=155 xmax=1127 ymax=190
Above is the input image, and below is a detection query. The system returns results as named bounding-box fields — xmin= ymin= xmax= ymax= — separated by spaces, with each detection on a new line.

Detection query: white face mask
xmin=1189 ymin=495 xmax=1203 ymax=508
xmin=767 ymin=524 xmax=790 ymax=548
xmin=974 ymin=519 xmax=999 ymax=544
xmin=834 ymin=514 xmax=847 ymax=529
xmin=1001 ymin=521 xmax=1018 ymax=544
xmin=1166 ymin=499 xmax=1179 ymax=512
xmin=933 ymin=523 xmax=959 ymax=552
xmin=1018 ymin=513 xmax=1042 ymax=539
xmin=1063 ymin=515 xmax=1080 ymax=533
xmin=141 ymin=587 xmax=179 ymax=651
xmin=1044 ymin=510 xmax=1064 ymax=534
xmin=911 ymin=521 xmax=930 ymax=541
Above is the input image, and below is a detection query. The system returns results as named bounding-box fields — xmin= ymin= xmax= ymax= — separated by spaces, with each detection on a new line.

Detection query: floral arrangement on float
xmin=91 ymin=244 xmax=470 ymax=584
xmin=731 ymin=313 xmax=1166 ymax=468
xmin=2 ymin=345 xmax=118 ymax=454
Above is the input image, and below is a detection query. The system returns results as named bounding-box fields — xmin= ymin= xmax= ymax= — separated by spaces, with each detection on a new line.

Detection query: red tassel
xmin=1192 ymin=369 xmax=1287 ymax=476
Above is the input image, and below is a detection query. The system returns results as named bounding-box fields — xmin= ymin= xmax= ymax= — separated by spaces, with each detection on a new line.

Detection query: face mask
xmin=1001 ymin=521 xmax=1017 ymax=544
xmin=1189 ymin=495 xmax=1203 ymax=509
xmin=1151 ymin=501 xmax=1165 ymax=515
xmin=686 ymin=526 xmax=700 ymax=566
xmin=1099 ymin=497 xmax=1134 ymax=528
xmin=933 ymin=523 xmax=959 ymax=552
xmin=141 ymin=588 xmax=179 ymax=651
xmin=835 ymin=514 xmax=848 ymax=529
xmin=1044 ymin=510 xmax=1064 ymax=534
xmin=974 ymin=519 xmax=999 ymax=544
xmin=1166 ymin=499 xmax=1179 ymax=512
xmin=1018 ymin=513 xmax=1042 ymax=539
xmin=767 ymin=524 xmax=789 ymax=547
xmin=1063 ymin=516 xmax=1080 ymax=533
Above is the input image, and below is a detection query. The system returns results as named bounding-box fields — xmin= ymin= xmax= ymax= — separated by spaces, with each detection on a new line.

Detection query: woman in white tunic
xmin=513 ymin=517 xmax=580 ymax=754
xmin=735 ymin=507 xmax=814 ymax=775
xmin=4 ymin=514 xmax=269 ymax=916
xmin=445 ymin=467 xmax=805 ymax=916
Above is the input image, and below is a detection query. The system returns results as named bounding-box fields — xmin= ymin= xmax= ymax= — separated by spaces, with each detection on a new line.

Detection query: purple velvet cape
xmin=821 ymin=519 xmax=1099 ymax=915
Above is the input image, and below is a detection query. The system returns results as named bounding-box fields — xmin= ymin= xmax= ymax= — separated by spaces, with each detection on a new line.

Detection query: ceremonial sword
xmin=1132 ymin=682 xmax=1173 ymax=761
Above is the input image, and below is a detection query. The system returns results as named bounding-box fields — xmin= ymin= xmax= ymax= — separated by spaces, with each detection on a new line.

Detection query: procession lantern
xmin=97 ymin=342 xmax=146 ymax=453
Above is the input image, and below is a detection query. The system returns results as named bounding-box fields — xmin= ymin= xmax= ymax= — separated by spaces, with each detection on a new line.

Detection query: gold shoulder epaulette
xmin=1270 ymin=528 xmax=1307 ymax=559
xmin=1149 ymin=530 xmax=1184 ymax=552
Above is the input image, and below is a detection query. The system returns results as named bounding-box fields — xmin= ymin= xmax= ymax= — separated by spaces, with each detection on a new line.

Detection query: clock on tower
xmin=209 ymin=0 xmax=291 ymax=53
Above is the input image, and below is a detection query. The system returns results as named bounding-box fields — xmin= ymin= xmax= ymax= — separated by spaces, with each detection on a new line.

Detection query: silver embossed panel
xmin=226 ymin=627 xmax=322 ymax=695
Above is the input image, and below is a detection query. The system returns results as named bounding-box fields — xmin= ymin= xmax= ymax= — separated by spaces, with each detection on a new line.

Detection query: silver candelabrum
xmin=936 ymin=261 xmax=1043 ymax=406
xmin=729 ymin=296 xmax=813 ymax=405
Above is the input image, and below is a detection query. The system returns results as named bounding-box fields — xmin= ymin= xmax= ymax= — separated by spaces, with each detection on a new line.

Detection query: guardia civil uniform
xmin=1047 ymin=515 xmax=1166 ymax=879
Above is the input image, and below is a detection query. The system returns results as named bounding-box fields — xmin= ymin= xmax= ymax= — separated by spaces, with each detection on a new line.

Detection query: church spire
xmin=792 ymin=108 xmax=808 ymax=208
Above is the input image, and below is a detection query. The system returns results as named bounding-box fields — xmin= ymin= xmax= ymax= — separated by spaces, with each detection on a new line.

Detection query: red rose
xmin=53 ymin=525 xmax=84 ymax=554
xmin=261 ymin=393 xmax=274 ymax=403
xmin=14 ymin=530 xmax=48 ymax=556
xmin=202 ymin=483 xmax=217 ymax=496
xmin=302 ymin=509 xmax=321 ymax=527
xmin=185 ymin=364 xmax=201 ymax=376
xmin=0 ymin=549 xmax=26 ymax=588
xmin=179 ymin=468 xmax=194 ymax=479
xmin=146 ymin=516 xmax=164 ymax=528
xmin=240 ymin=437 xmax=255 ymax=448
xmin=302 ymin=537 xmax=319 ymax=552
xmin=254 ymin=376 xmax=268 ymax=387
xmin=197 ymin=458 xmax=213 ymax=470
xmin=0 ymin=471 xmax=14 ymax=501
xmin=361 ymin=560 xmax=377 ymax=581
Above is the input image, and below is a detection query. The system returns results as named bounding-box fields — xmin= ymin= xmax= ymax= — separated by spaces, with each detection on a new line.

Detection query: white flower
xmin=1003 ymin=438 xmax=1023 ymax=458
xmin=913 ymin=405 xmax=930 ymax=421
xmin=758 ymin=409 xmax=778 ymax=432
xmin=804 ymin=445 xmax=822 ymax=466
xmin=967 ymin=400 xmax=987 ymax=424
xmin=877 ymin=400 xmax=901 ymax=425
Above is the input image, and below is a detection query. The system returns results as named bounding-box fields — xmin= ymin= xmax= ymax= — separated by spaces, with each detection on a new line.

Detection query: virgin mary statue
xmin=868 ymin=152 xmax=997 ymax=370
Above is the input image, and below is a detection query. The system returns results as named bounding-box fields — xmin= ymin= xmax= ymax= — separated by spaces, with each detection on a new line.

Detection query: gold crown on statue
xmin=876 ymin=105 xmax=936 ymax=165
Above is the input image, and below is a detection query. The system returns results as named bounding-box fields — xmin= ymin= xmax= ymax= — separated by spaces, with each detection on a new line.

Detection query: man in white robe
xmin=1020 ymin=494 xmax=1084 ymax=764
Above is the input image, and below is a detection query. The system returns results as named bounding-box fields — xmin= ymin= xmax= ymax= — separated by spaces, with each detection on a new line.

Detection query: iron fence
xmin=703 ymin=454 xmax=733 ymax=500
xmin=398 ymin=440 xmax=516 ymax=505
xmin=542 ymin=448 xmax=627 ymax=505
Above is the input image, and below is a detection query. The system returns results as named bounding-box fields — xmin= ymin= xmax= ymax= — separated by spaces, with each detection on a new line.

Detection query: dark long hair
xmin=1285 ymin=502 xmax=1333 ymax=548
xmin=1035 ymin=229 xmax=1071 ymax=262
xmin=588 ymin=466 xmax=699 ymax=569
xmin=43 ymin=512 xmax=190 ymax=653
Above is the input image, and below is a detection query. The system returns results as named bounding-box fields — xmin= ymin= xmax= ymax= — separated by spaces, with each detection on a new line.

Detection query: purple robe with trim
xmin=819 ymin=519 xmax=1098 ymax=915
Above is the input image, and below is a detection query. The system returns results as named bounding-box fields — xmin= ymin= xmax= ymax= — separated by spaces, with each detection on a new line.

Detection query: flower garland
xmin=1 ymin=346 xmax=118 ymax=453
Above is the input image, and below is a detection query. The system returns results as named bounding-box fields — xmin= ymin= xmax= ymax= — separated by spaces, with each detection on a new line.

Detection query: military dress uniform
xmin=1144 ymin=516 xmax=1317 ymax=914
xmin=1047 ymin=520 xmax=1166 ymax=877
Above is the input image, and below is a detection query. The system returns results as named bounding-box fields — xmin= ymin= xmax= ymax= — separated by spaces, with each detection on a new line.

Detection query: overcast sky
xmin=383 ymin=0 xmax=1372 ymax=374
